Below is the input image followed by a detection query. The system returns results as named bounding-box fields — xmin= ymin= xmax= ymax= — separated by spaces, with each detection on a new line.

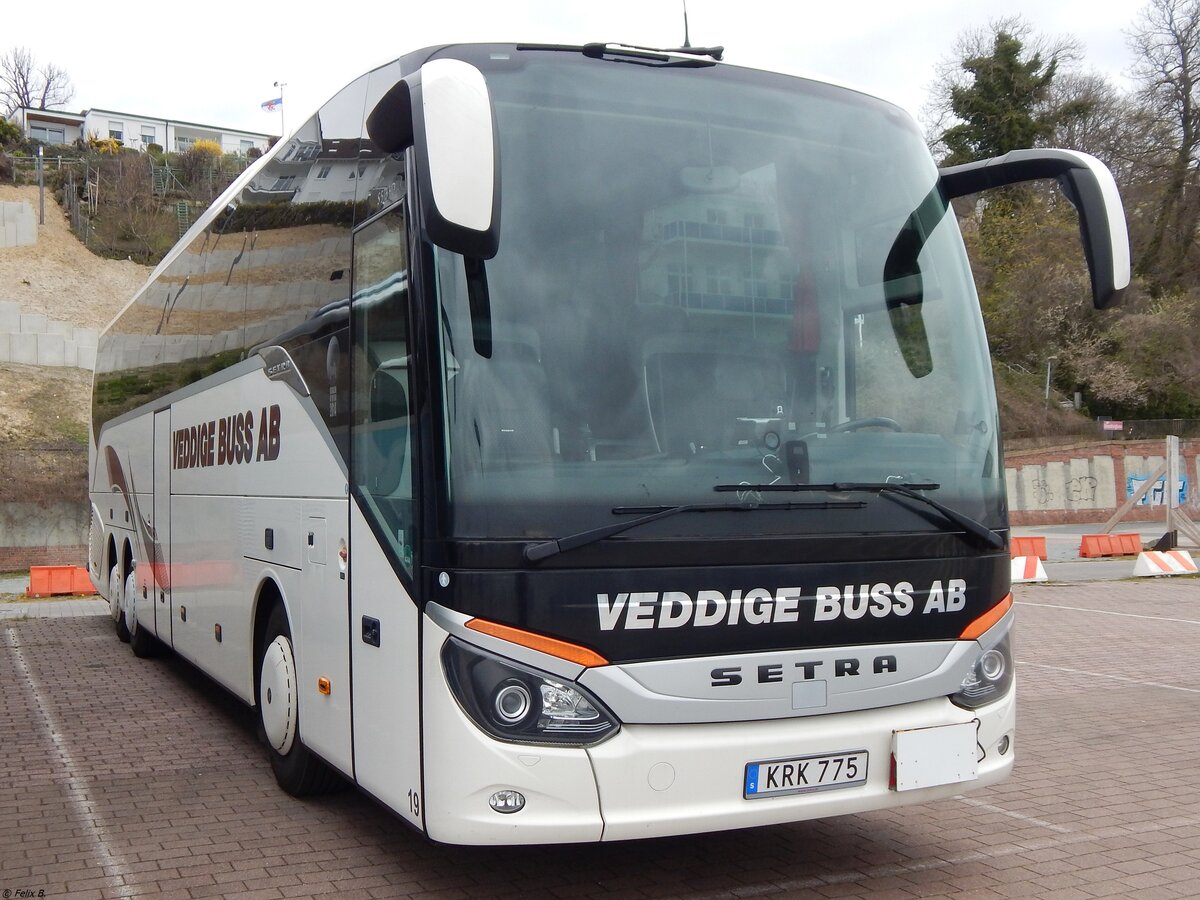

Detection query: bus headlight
xmin=951 ymin=633 xmax=1014 ymax=709
xmin=442 ymin=638 xmax=619 ymax=745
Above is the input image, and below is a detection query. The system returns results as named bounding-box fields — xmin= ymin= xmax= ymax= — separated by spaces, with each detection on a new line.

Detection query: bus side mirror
xmin=938 ymin=149 xmax=1130 ymax=309
xmin=367 ymin=59 xmax=501 ymax=259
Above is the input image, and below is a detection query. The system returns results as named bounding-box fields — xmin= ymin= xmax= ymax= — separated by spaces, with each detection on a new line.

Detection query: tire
xmin=127 ymin=570 xmax=158 ymax=659
xmin=110 ymin=566 xmax=130 ymax=643
xmin=258 ymin=604 xmax=342 ymax=796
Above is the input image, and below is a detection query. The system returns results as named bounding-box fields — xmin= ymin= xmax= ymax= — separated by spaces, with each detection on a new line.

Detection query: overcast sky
xmin=8 ymin=0 xmax=1145 ymax=138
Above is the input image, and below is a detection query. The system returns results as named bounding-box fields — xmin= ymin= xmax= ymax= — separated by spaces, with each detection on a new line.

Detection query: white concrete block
xmin=0 ymin=306 xmax=20 ymax=333
xmin=1095 ymin=456 xmax=1117 ymax=508
xmin=47 ymin=320 xmax=75 ymax=340
xmin=73 ymin=327 xmax=99 ymax=349
xmin=16 ymin=218 xmax=36 ymax=246
xmin=10 ymin=333 xmax=38 ymax=365
xmin=1 ymin=223 xmax=15 ymax=248
xmin=20 ymin=313 xmax=49 ymax=334
xmin=0 ymin=333 xmax=10 ymax=363
xmin=64 ymin=341 xmax=78 ymax=368
xmin=36 ymin=333 xmax=66 ymax=366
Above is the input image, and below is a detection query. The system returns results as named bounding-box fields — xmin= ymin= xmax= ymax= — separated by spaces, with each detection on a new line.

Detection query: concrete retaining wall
xmin=0 ymin=300 xmax=97 ymax=369
xmin=0 ymin=201 xmax=37 ymax=248
xmin=0 ymin=501 xmax=88 ymax=569
xmin=1006 ymin=440 xmax=1200 ymax=526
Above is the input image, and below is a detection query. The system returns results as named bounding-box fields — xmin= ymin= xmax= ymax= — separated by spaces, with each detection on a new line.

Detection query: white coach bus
xmin=90 ymin=42 xmax=1128 ymax=844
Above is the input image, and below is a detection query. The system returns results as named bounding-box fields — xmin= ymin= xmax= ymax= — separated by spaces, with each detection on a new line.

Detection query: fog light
xmin=489 ymin=789 xmax=526 ymax=814
xmin=998 ymin=734 xmax=1011 ymax=755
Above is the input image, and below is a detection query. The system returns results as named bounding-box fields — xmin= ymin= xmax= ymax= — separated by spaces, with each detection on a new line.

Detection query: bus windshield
xmin=430 ymin=49 xmax=1003 ymax=543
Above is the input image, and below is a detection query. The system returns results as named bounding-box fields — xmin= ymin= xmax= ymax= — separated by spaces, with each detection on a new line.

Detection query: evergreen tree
xmin=941 ymin=31 xmax=1059 ymax=165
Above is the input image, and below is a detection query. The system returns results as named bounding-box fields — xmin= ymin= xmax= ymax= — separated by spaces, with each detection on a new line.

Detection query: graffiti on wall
xmin=1067 ymin=476 xmax=1098 ymax=503
xmin=1126 ymin=475 xmax=1188 ymax=507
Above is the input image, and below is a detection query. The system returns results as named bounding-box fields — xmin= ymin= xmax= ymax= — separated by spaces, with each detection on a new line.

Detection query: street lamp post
xmin=1044 ymin=356 xmax=1058 ymax=403
xmin=37 ymin=145 xmax=44 ymax=225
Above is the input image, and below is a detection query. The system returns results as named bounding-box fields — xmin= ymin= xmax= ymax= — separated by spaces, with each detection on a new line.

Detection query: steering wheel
xmin=829 ymin=416 xmax=903 ymax=433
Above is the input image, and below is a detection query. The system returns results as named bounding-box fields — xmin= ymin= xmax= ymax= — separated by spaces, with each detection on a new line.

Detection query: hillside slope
xmin=0 ymin=185 xmax=151 ymax=450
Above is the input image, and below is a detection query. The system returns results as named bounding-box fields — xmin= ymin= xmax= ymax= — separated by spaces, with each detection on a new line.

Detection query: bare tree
xmin=1043 ymin=72 xmax=1150 ymax=181
xmin=1127 ymin=0 xmax=1200 ymax=286
xmin=0 ymin=46 xmax=75 ymax=117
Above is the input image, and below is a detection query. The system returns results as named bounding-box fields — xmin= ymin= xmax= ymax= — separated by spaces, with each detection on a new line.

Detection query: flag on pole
xmin=261 ymin=97 xmax=283 ymax=112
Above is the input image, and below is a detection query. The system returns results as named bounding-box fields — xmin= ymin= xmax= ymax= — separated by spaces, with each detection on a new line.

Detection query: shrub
xmin=192 ymin=139 xmax=222 ymax=157
xmin=86 ymin=132 xmax=123 ymax=155
xmin=0 ymin=119 xmax=21 ymax=148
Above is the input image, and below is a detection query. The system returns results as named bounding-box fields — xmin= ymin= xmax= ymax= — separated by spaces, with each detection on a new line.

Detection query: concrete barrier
xmin=1011 ymin=556 xmax=1048 ymax=583
xmin=1132 ymin=550 xmax=1198 ymax=577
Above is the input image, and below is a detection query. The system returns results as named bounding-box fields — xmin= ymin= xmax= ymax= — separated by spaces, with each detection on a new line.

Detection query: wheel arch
xmin=252 ymin=576 xmax=289 ymax=707
xmin=106 ymin=534 xmax=119 ymax=579
xmin=121 ymin=538 xmax=134 ymax=581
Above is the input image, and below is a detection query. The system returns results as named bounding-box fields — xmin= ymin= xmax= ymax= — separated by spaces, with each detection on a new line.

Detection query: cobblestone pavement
xmin=1 ymin=580 xmax=1198 ymax=899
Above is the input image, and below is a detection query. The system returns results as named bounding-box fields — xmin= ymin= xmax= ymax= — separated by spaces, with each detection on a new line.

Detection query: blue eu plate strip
xmin=745 ymin=764 xmax=760 ymax=795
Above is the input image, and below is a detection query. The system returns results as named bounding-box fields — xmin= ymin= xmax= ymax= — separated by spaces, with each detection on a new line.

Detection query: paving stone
xmin=1 ymin=581 xmax=1198 ymax=897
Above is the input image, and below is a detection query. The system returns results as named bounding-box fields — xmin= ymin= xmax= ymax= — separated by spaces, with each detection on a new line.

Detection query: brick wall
xmin=0 ymin=543 xmax=88 ymax=570
xmin=1005 ymin=439 xmax=1200 ymax=526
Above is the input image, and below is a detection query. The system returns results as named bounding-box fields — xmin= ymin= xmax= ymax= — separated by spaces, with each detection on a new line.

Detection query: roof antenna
xmin=584 ymin=2 xmax=722 ymax=61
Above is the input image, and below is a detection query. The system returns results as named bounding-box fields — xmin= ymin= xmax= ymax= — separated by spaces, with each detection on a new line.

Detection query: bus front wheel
xmin=127 ymin=570 xmax=158 ymax=658
xmin=258 ymin=605 xmax=341 ymax=796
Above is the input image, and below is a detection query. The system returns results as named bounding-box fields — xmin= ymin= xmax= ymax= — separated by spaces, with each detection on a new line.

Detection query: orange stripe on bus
xmin=959 ymin=593 xmax=1013 ymax=641
xmin=465 ymin=618 xmax=609 ymax=668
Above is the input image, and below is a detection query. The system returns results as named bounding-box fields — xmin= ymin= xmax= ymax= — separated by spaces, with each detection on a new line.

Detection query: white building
xmin=9 ymin=106 xmax=272 ymax=155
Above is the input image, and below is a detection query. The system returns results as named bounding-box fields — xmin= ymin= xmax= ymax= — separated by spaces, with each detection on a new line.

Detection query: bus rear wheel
xmin=110 ymin=566 xmax=130 ymax=643
xmin=258 ymin=604 xmax=341 ymax=796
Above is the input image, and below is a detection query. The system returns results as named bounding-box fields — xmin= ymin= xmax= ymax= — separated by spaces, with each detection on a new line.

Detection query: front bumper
xmin=419 ymin=617 xmax=1015 ymax=844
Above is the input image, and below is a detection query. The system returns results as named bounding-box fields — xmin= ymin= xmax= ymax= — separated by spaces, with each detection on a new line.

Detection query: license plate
xmin=744 ymin=750 xmax=868 ymax=799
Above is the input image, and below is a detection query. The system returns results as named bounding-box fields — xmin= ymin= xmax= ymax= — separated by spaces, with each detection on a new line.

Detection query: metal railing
xmin=1005 ymin=419 xmax=1200 ymax=450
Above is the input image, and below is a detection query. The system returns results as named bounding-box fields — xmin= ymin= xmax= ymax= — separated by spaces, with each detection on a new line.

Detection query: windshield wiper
xmin=517 ymin=43 xmax=719 ymax=67
xmin=523 ymin=499 xmax=865 ymax=563
xmin=713 ymin=482 xmax=1003 ymax=550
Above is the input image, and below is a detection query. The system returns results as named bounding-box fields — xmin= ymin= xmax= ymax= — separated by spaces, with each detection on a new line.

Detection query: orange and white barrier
xmin=1011 ymin=556 xmax=1048 ymax=584
xmin=1132 ymin=550 xmax=1198 ymax=577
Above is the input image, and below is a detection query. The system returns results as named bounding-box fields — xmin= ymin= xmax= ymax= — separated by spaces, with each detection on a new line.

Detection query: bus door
xmin=347 ymin=203 xmax=424 ymax=826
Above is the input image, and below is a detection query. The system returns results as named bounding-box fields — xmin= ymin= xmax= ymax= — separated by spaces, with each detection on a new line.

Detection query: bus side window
xmin=351 ymin=204 xmax=416 ymax=576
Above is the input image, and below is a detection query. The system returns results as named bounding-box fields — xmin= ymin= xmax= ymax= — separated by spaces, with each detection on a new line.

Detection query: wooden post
xmin=1106 ymin=436 xmax=1200 ymax=546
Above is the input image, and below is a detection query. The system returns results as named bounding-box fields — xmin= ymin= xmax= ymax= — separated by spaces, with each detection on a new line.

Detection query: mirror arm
xmin=464 ymin=257 xmax=493 ymax=358
xmin=938 ymin=149 xmax=1130 ymax=309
